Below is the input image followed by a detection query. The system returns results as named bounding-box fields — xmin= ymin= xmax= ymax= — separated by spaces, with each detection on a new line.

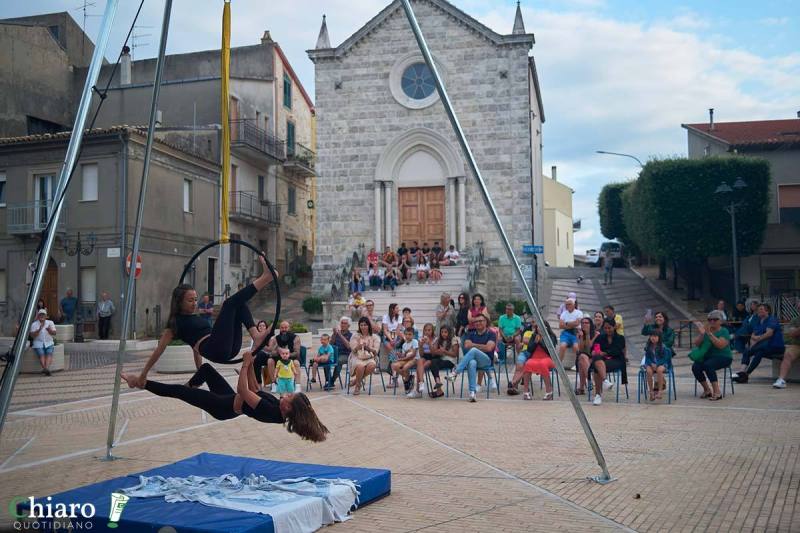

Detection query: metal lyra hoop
xmin=180 ymin=239 xmax=281 ymax=362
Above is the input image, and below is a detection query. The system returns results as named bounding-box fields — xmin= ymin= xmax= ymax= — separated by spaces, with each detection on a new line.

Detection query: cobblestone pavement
xmin=0 ymin=268 xmax=798 ymax=531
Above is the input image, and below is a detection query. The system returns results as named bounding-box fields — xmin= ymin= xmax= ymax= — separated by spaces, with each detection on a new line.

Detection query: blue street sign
xmin=522 ymin=244 xmax=543 ymax=254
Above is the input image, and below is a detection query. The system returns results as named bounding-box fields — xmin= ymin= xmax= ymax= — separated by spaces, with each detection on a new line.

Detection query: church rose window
xmin=401 ymin=63 xmax=436 ymax=100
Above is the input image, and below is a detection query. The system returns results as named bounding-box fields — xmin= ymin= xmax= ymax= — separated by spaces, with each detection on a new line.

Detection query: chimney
xmin=709 ymin=108 xmax=715 ymax=131
xmin=796 ymin=110 xmax=800 ymax=118
xmin=120 ymin=45 xmax=131 ymax=85
xmin=261 ymin=30 xmax=273 ymax=45
xmin=551 ymin=165 xmax=557 ymax=181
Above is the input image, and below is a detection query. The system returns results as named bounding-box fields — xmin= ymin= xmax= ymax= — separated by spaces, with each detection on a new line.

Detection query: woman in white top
xmin=416 ymin=256 xmax=430 ymax=283
xmin=30 ymin=309 xmax=57 ymax=376
xmin=381 ymin=303 xmax=402 ymax=361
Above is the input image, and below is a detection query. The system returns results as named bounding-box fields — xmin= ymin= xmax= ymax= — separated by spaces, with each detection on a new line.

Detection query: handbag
xmin=688 ymin=335 xmax=712 ymax=363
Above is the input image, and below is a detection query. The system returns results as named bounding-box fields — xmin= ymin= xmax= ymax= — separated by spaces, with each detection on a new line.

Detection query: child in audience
xmin=642 ymin=330 xmax=672 ymax=401
xmin=429 ymin=257 xmax=443 ymax=282
xmin=442 ymin=245 xmax=460 ymax=265
xmin=275 ymin=347 xmax=298 ymax=397
xmin=391 ymin=327 xmax=419 ymax=393
xmin=310 ymin=334 xmax=335 ymax=384
xmin=412 ymin=323 xmax=435 ymax=398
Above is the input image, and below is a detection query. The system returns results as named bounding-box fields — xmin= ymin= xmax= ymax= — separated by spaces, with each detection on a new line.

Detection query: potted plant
xmin=290 ymin=322 xmax=313 ymax=351
xmin=302 ymin=296 xmax=324 ymax=323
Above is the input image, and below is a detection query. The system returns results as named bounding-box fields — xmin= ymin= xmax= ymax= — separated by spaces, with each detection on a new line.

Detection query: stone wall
xmin=311 ymin=0 xmax=535 ymax=298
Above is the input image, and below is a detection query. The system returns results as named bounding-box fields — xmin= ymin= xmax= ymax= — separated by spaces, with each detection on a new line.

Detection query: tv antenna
xmin=131 ymin=24 xmax=154 ymax=60
xmin=73 ymin=0 xmax=102 ymax=62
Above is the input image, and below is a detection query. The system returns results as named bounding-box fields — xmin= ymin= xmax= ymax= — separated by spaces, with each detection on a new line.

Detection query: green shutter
xmin=287 ymin=121 xmax=295 ymax=155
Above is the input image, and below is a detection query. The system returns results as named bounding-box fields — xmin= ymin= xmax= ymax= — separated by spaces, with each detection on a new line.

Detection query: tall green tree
xmin=623 ymin=157 xmax=770 ymax=298
xmin=598 ymin=182 xmax=632 ymax=242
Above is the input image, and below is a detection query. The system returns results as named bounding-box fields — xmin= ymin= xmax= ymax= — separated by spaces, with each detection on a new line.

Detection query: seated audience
xmin=382 ymin=303 xmax=401 ymax=358
xmin=431 ymin=241 xmax=444 ymax=261
xmin=498 ymin=302 xmax=523 ymax=363
xmin=325 ymin=317 xmax=353 ymax=391
xmin=349 ymin=267 xmax=365 ymax=294
xmin=732 ymin=299 xmax=748 ymax=322
xmin=641 ymin=330 xmax=673 ymax=401
xmin=733 ymin=299 xmax=760 ymax=354
xmin=366 ymin=247 xmax=379 ymax=269
xmin=456 ymin=292 xmax=470 ymax=336
xmin=310 ymin=333 xmax=335 ymax=384
xmin=690 ymin=310 xmax=732 ymax=400
xmin=391 ymin=327 xmax=419 ymax=394
xmin=733 ymin=303 xmax=785 ymax=383
xmin=435 ymin=292 xmax=456 ymax=330
xmin=349 ymin=317 xmax=381 ymax=395
xmin=347 ymin=291 xmax=366 ymax=318
xmin=380 ymin=246 xmax=397 ymax=268
xmin=410 ymin=323 xmax=436 ymax=398
xmin=447 ymin=314 xmax=497 ymax=402
xmin=521 ymin=329 xmax=556 ymax=401
xmin=361 ymin=299 xmax=381 ymax=333
xmin=641 ymin=311 xmax=675 ymax=351
xmin=442 ymin=245 xmax=460 ymax=265
xmin=774 ymin=302 xmax=800 ymax=389
xmin=416 ymin=256 xmax=430 ymax=283
xmin=420 ymin=242 xmax=431 ymax=260
xmin=575 ymin=316 xmax=600 ymax=395
xmin=716 ymin=300 xmax=728 ymax=322
xmin=397 ymin=242 xmax=409 ymax=261
xmin=590 ymin=318 xmax=626 ymax=406
xmin=397 ymin=253 xmax=412 ymax=285
xmin=429 ymin=257 xmax=443 ymax=282
xmin=368 ymin=263 xmax=382 ymax=290
xmin=427 ymin=325 xmax=459 ymax=397
xmin=604 ymin=305 xmax=624 ymax=336
xmin=383 ymin=266 xmax=398 ymax=292
xmin=467 ymin=293 xmax=491 ymax=332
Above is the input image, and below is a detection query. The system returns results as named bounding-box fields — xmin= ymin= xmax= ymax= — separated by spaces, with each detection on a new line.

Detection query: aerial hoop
xmin=180 ymin=238 xmax=281 ymax=361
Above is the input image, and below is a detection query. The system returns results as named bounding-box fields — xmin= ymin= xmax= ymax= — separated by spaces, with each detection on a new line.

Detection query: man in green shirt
xmin=498 ymin=303 xmax=523 ymax=362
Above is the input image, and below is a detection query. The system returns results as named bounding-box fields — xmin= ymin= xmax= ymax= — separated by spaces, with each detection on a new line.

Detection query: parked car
xmin=599 ymin=241 xmax=625 ymax=267
xmin=585 ymin=249 xmax=600 ymax=266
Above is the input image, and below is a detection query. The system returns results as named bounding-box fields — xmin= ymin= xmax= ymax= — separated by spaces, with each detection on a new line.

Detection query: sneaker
xmin=603 ymin=379 xmax=614 ymax=391
xmin=406 ymin=389 xmax=421 ymax=398
xmin=732 ymin=373 xmax=749 ymax=384
xmin=323 ymin=383 xmax=335 ymax=391
xmin=523 ymin=392 xmax=532 ymax=400
xmin=445 ymin=372 xmax=457 ymax=383
xmin=44 ymin=368 xmax=52 ymax=376
xmin=593 ymin=394 xmax=602 ymax=406
xmin=271 ymin=383 xmax=277 ymax=393
xmin=419 ymin=383 xmax=427 ymax=394
xmin=294 ymin=384 xmax=302 ymax=393
xmin=566 ymin=365 xmax=576 ymax=371
xmin=487 ymin=377 xmax=497 ymax=392
xmin=507 ymin=387 xmax=520 ymax=396
xmin=773 ymin=378 xmax=787 ymax=389
xmin=475 ymin=385 xmax=482 ymax=394
xmin=468 ymin=391 xmax=477 ymax=402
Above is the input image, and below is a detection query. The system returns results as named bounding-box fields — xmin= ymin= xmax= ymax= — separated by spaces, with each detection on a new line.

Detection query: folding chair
xmin=693 ymin=364 xmax=734 ymax=398
xmin=306 ymin=345 xmax=341 ymax=391
xmin=345 ymin=356 xmax=386 ymax=395
xmin=539 ymin=367 xmax=561 ymax=396
xmin=637 ymin=365 xmax=677 ymax=404
xmin=587 ymin=367 xmax=629 ymax=403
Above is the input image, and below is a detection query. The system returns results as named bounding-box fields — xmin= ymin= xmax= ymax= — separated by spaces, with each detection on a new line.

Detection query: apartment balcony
xmin=230 ymin=119 xmax=285 ymax=165
xmin=284 ymin=142 xmax=316 ymax=177
xmin=229 ymin=191 xmax=280 ymax=227
xmin=7 ymin=201 xmax=67 ymax=235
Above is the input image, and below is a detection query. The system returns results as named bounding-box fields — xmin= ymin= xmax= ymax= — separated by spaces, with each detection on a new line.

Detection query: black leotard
xmin=175 ymin=314 xmax=212 ymax=346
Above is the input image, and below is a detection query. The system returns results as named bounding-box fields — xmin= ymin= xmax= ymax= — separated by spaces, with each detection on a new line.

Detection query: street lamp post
xmin=64 ymin=232 xmax=96 ymax=342
xmin=595 ymin=150 xmax=644 ymax=168
xmin=714 ymin=177 xmax=747 ymax=303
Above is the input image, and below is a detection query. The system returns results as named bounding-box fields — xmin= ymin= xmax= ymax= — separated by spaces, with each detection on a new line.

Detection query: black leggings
xmin=428 ymin=358 xmax=455 ymax=380
xmin=145 ymin=363 xmax=238 ymax=420
xmin=198 ymin=284 xmax=257 ymax=363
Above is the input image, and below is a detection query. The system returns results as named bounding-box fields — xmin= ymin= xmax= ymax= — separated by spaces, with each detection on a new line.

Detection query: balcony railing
xmin=7 ymin=201 xmax=67 ymax=234
xmin=229 ymin=191 xmax=280 ymax=226
xmin=230 ymin=119 xmax=286 ymax=162
xmin=285 ymin=142 xmax=316 ymax=176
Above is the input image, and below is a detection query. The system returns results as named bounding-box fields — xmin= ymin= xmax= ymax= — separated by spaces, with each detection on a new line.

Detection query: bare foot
xmin=253 ymin=255 xmax=276 ymax=291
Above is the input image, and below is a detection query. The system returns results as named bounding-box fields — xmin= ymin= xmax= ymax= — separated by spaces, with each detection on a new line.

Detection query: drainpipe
xmin=118 ymin=132 xmax=128 ymax=337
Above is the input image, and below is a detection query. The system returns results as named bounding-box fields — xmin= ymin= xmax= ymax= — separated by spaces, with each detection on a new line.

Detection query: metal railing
xmin=7 ymin=201 xmax=67 ymax=234
xmin=229 ymin=191 xmax=280 ymax=225
xmin=327 ymin=246 xmax=367 ymax=300
xmin=287 ymin=142 xmax=316 ymax=171
xmin=463 ymin=241 xmax=485 ymax=293
xmin=230 ymin=119 xmax=286 ymax=161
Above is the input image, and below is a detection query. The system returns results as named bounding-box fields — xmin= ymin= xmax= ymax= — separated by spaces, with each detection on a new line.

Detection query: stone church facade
xmin=309 ymin=0 xmax=544 ymax=298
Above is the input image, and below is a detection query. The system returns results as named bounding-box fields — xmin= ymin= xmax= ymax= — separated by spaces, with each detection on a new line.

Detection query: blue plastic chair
xmin=637 ymin=365 xmax=677 ymax=404
xmin=693 ymin=365 xmax=734 ymax=398
xmin=587 ymin=367 xmax=629 ymax=402
xmin=306 ymin=345 xmax=342 ymax=391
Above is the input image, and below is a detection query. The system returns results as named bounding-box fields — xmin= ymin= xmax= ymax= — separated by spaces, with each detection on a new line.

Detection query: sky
xmin=2 ymin=0 xmax=798 ymax=254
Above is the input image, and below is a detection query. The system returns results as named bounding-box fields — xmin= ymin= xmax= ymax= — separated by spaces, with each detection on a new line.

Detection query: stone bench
xmin=21 ymin=344 xmax=65 ymax=374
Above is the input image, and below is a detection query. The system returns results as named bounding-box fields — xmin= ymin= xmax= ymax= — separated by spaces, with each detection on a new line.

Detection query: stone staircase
xmin=315 ymin=264 xmax=469 ymax=342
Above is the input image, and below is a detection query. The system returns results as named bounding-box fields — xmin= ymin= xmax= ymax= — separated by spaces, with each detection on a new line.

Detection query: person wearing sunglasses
xmin=691 ymin=310 xmax=733 ymax=401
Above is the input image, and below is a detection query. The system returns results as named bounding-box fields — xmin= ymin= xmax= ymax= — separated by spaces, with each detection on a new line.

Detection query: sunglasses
xmin=707 ymin=318 xmax=720 ymax=322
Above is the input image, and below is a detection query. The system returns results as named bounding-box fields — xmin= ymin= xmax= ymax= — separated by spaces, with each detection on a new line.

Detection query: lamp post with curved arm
xmin=595 ymin=150 xmax=644 ymax=168
xmin=715 ymin=177 xmax=747 ymax=303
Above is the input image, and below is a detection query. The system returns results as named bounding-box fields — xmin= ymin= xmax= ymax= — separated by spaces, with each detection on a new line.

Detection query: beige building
xmin=542 ymin=167 xmax=574 ymax=267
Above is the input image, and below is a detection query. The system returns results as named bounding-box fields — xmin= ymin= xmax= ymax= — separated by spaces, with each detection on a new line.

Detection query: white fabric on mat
xmin=122 ymin=474 xmax=360 ymax=533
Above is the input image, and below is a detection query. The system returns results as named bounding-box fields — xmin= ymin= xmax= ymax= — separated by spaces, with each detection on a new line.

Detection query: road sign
xmin=522 ymin=244 xmax=543 ymax=254
xmin=126 ymin=253 xmax=142 ymax=279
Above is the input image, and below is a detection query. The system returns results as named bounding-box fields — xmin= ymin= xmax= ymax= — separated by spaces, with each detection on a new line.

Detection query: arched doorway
xmin=41 ymin=258 xmax=59 ymax=320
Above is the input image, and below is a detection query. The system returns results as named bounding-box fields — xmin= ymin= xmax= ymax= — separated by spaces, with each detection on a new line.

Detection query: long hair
xmin=655 ymin=311 xmax=670 ymax=328
xmin=285 ymin=393 xmax=329 ymax=442
xmin=436 ymin=325 xmax=454 ymax=351
xmin=167 ymin=284 xmax=195 ymax=335
xmin=471 ymin=293 xmax=485 ymax=309
xmin=645 ymin=329 xmax=663 ymax=359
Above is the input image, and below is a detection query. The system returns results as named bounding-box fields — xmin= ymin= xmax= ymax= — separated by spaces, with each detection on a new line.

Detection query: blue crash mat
xmin=18 ymin=452 xmax=390 ymax=532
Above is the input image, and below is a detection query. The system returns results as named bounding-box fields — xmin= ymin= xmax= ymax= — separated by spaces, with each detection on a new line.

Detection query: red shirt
xmin=367 ymin=252 xmax=379 ymax=265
